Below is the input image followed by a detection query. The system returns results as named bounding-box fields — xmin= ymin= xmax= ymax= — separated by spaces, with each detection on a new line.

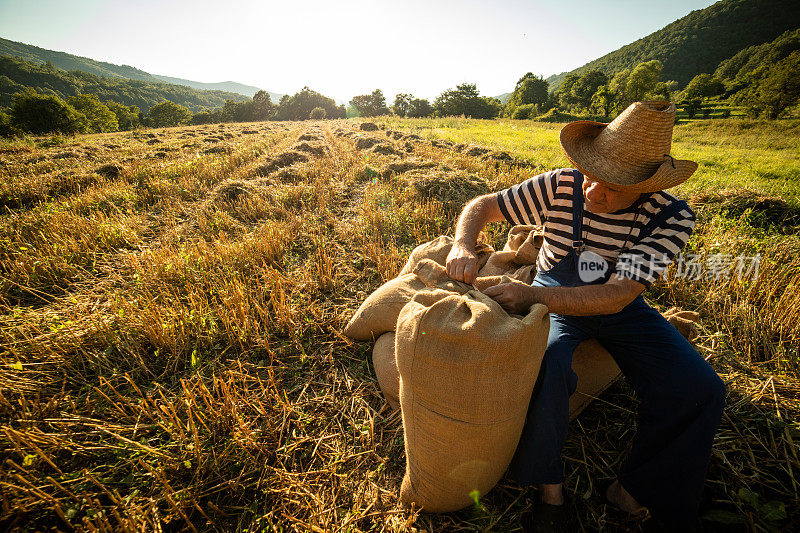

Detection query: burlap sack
xmin=373 ymin=332 xmax=400 ymax=411
xmin=343 ymin=274 xmax=427 ymax=341
xmin=413 ymin=259 xmax=471 ymax=294
xmin=397 ymin=288 xmax=550 ymax=512
xmin=373 ymin=327 xmax=621 ymax=421
xmin=512 ymin=227 xmax=544 ymax=265
xmin=568 ymin=340 xmax=622 ymax=419
xmin=477 ymin=231 xmax=541 ymax=278
xmin=503 ymin=225 xmax=539 ymax=252
xmin=398 ymin=235 xmax=494 ymax=277
xmin=662 ymin=307 xmax=700 ymax=343
xmin=477 ymin=250 xmax=518 ymax=277
xmin=345 ymin=259 xmax=473 ymax=341
xmin=511 ymin=264 xmax=537 ymax=285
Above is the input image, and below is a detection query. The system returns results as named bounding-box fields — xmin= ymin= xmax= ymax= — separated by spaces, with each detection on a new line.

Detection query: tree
xmin=191 ymin=110 xmax=219 ymax=125
xmin=505 ymin=73 xmax=549 ymax=117
xmin=408 ymin=98 xmax=432 ymax=118
xmin=651 ymin=81 xmax=678 ymax=100
xmin=569 ymin=70 xmax=608 ymax=111
xmin=393 ymin=93 xmax=413 ymax=117
xmin=434 ymin=83 xmax=500 ymax=118
xmin=751 ymin=51 xmax=800 ymax=119
xmin=309 ymin=106 xmax=327 ymax=120
xmin=105 ymin=100 xmax=139 ymax=130
xmin=350 ymin=89 xmax=389 ymax=117
xmin=597 ymin=60 xmax=665 ymax=114
xmin=0 ymin=109 xmax=15 ymax=137
xmin=626 ymin=60 xmax=663 ymax=103
xmin=221 ymin=99 xmax=251 ymax=122
xmin=252 ymin=90 xmax=276 ymax=121
xmin=276 ymin=87 xmax=341 ymax=120
xmin=607 ymin=68 xmax=631 ymax=113
xmin=682 ymin=98 xmax=703 ymax=118
xmin=553 ymin=73 xmax=581 ymax=110
xmin=11 ymin=89 xmax=82 ymax=135
xmin=511 ymin=104 xmax=536 ymax=119
xmin=681 ymin=74 xmax=724 ymax=100
xmin=67 ymin=94 xmax=118 ymax=133
xmin=590 ymin=84 xmax=616 ymax=117
xmin=148 ymin=101 xmax=192 ymax=127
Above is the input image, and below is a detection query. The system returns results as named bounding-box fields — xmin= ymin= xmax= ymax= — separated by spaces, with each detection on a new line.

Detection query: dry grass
xmin=0 ymin=119 xmax=798 ymax=532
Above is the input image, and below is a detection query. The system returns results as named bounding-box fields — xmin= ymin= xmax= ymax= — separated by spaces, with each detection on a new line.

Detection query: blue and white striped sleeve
xmin=495 ymin=169 xmax=560 ymax=226
xmin=614 ymin=205 xmax=696 ymax=287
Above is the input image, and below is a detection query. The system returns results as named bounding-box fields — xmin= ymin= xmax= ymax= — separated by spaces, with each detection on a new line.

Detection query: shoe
xmin=520 ymin=498 xmax=571 ymax=533
xmin=603 ymin=479 xmax=648 ymax=516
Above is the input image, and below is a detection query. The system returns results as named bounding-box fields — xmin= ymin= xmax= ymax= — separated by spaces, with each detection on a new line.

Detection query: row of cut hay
xmin=0 ymin=126 xmax=292 ymax=304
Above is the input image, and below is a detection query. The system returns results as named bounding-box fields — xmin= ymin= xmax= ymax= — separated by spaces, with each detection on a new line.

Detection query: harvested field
xmin=0 ymin=118 xmax=798 ymax=532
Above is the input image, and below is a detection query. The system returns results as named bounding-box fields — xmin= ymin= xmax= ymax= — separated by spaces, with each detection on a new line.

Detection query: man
xmin=445 ymin=101 xmax=726 ymax=532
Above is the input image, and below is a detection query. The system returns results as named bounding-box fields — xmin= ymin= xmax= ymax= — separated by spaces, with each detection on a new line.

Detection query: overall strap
xmin=571 ymin=169 xmax=585 ymax=251
xmin=635 ymin=198 xmax=690 ymax=244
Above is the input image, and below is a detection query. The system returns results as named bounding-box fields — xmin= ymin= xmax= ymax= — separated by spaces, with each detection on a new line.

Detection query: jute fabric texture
xmin=396 ymin=288 xmax=550 ymax=512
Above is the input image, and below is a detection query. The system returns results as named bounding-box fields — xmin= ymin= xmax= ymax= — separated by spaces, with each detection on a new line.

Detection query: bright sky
xmin=0 ymin=0 xmax=719 ymax=103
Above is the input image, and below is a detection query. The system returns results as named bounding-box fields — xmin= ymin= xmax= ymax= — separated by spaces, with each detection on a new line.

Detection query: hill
xmin=0 ymin=36 xmax=282 ymax=100
xmin=494 ymin=92 xmax=512 ymax=104
xmin=715 ymin=27 xmax=800 ymax=85
xmin=546 ymin=0 xmax=800 ymax=90
xmin=150 ymin=74 xmax=282 ymax=101
xmin=0 ymin=54 xmax=249 ymax=113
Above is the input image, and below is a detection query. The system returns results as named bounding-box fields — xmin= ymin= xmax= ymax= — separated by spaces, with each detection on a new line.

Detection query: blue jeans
xmin=507 ymin=295 xmax=726 ymax=529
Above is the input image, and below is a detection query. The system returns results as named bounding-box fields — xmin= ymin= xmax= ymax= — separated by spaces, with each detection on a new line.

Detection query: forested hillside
xmin=0 ymin=54 xmax=248 ymax=113
xmin=715 ymin=27 xmax=800 ymax=87
xmin=0 ymin=37 xmax=161 ymax=83
xmin=0 ymin=36 xmax=281 ymax=100
xmin=546 ymin=0 xmax=800 ymax=90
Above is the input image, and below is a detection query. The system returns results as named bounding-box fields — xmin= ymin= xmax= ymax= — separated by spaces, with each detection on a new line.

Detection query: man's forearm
xmin=454 ymin=196 xmax=493 ymax=251
xmin=528 ymin=283 xmax=638 ymax=316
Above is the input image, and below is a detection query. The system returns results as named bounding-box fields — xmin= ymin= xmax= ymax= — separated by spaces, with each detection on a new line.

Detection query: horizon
xmin=0 ymin=0 xmax=718 ymax=103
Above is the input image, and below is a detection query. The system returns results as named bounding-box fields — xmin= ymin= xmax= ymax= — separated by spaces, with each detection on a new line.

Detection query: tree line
xmin=0 ymin=85 xmax=351 ymax=137
xmin=347 ymin=62 xmax=672 ymax=122
xmin=349 ymin=85 xmax=502 ymax=119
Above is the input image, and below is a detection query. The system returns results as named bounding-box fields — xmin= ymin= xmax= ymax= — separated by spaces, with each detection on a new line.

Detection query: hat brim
xmin=559 ymin=120 xmax=697 ymax=193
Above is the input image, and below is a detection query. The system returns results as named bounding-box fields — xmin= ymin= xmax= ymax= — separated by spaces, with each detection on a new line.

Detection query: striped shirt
xmin=496 ymin=168 xmax=695 ymax=287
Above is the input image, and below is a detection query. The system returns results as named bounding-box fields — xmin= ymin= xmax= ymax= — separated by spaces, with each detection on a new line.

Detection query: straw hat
xmin=559 ymin=100 xmax=697 ymax=193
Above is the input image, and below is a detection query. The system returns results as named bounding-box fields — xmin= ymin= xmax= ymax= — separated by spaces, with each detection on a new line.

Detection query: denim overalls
xmin=507 ymin=170 xmax=726 ymax=530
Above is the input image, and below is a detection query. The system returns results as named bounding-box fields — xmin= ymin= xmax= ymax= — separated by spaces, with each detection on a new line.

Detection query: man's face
xmin=582 ymin=176 xmax=642 ymax=214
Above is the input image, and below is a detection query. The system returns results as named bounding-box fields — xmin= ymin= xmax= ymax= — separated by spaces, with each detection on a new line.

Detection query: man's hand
xmin=483 ymin=282 xmax=538 ymax=315
xmin=446 ymin=243 xmax=480 ymax=284
xmin=448 ymin=194 xmax=506 ymax=284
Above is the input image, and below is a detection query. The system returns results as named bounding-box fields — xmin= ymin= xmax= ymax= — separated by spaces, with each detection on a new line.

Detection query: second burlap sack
xmin=396 ymin=288 xmax=550 ymax=512
xmin=568 ymin=340 xmax=622 ymax=418
xmin=375 ymin=335 xmax=622 ymax=420
xmin=373 ymin=332 xmax=400 ymax=411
